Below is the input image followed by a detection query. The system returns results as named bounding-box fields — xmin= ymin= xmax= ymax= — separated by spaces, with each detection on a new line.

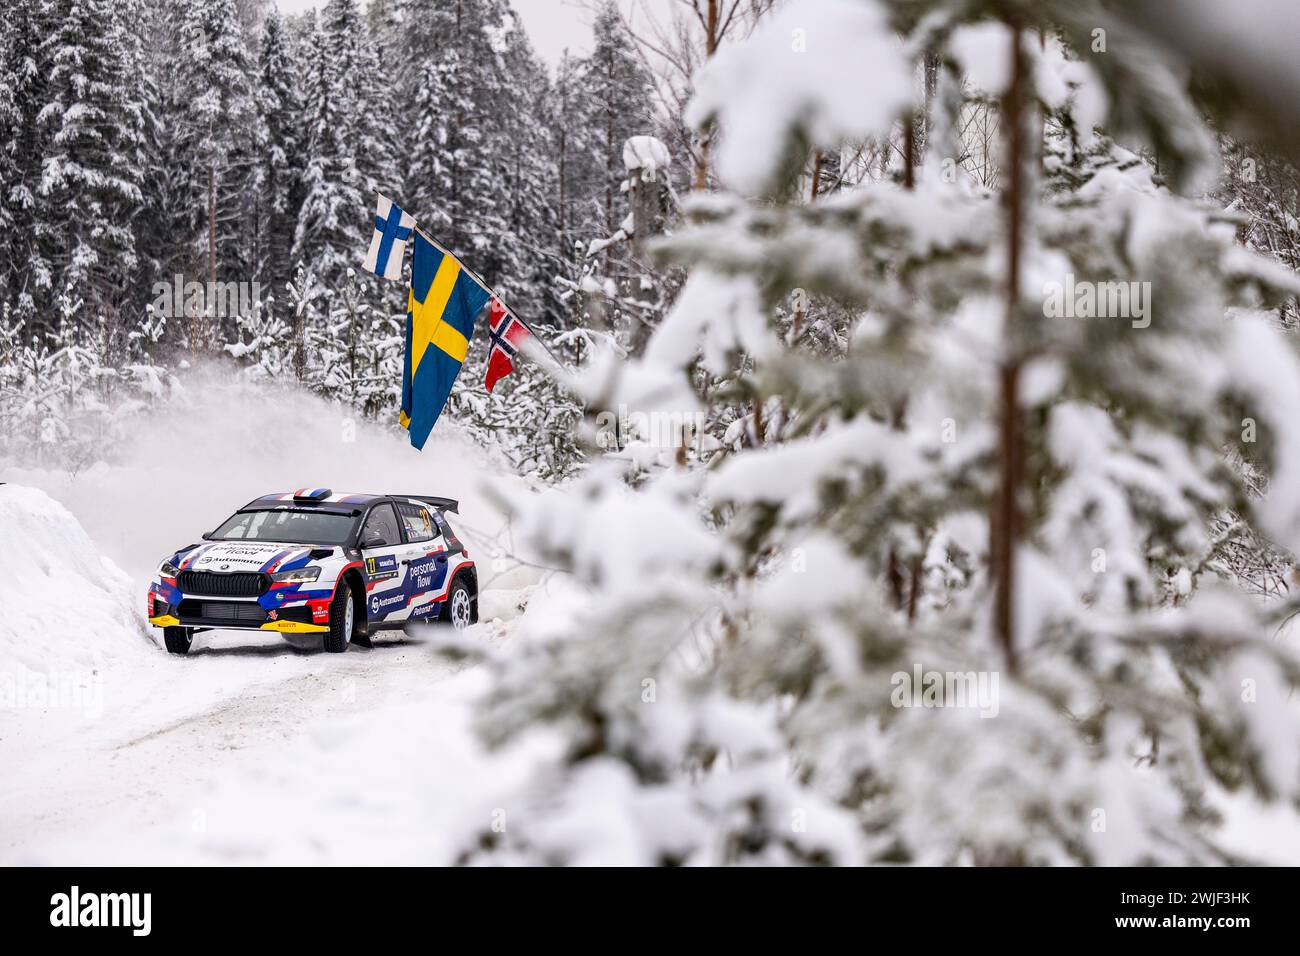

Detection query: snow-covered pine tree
xmin=0 ymin=303 xmax=23 ymax=459
xmin=0 ymin=10 xmax=15 ymax=244
xmin=171 ymin=0 xmax=259 ymax=350
xmin=292 ymin=0 xmax=370 ymax=288
xmin=484 ymin=18 xmax=562 ymax=328
xmin=365 ymin=0 xmax=402 ymax=58
xmin=0 ymin=0 xmax=52 ymax=329
xmin=34 ymin=0 xmax=145 ymax=334
xmin=131 ymin=0 xmax=190 ymax=344
xmin=123 ymin=0 xmax=171 ymax=322
xmin=584 ymin=3 xmax=654 ymax=239
xmin=401 ymin=0 xmax=509 ymax=269
xmin=225 ymin=296 xmax=293 ymax=383
xmin=551 ymin=50 xmax=599 ymax=328
xmin=453 ymin=0 xmax=1300 ymax=866
xmin=251 ymin=8 xmax=302 ymax=302
xmin=565 ymin=3 xmax=668 ymax=354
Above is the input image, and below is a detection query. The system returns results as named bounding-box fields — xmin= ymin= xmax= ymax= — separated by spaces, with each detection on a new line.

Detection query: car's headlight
xmin=271 ymin=566 xmax=321 ymax=584
xmin=159 ymin=560 xmax=180 ymax=578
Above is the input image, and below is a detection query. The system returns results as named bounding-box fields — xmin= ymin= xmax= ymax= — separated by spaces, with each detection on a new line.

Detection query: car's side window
xmin=360 ymin=504 xmax=401 ymax=549
xmin=397 ymin=503 xmax=435 ymax=543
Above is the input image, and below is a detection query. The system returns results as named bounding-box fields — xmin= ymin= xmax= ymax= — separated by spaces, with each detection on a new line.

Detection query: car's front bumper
xmin=148 ymin=578 xmax=331 ymax=633
xmin=147 ymin=613 xmax=328 ymax=634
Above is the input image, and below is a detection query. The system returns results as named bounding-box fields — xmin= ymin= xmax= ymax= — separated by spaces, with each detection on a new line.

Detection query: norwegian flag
xmin=484 ymin=297 xmax=532 ymax=393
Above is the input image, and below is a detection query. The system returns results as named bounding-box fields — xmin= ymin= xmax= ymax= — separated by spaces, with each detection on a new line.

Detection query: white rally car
xmin=147 ymin=488 xmax=478 ymax=655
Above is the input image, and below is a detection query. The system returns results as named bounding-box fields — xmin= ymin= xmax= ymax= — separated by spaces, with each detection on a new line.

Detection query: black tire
xmin=324 ymin=578 xmax=357 ymax=653
xmin=441 ymin=579 xmax=474 ymax=631
xmin=163 ymin=626 xmax=194 ymax=655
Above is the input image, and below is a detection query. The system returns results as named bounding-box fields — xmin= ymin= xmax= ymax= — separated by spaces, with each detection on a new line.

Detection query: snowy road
xmin=0 ymin=629 xmax=473 ymax=864
xmin=2 ymin=375 xmax=546 ymax=864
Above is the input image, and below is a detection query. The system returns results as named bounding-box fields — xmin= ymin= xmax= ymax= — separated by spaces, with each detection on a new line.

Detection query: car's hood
xmin=179 ymin=540 xmax=324 ymax=573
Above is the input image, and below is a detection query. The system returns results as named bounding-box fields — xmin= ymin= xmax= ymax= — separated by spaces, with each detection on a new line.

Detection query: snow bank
xmin=0 ymin=483 xmax=150 ymax=675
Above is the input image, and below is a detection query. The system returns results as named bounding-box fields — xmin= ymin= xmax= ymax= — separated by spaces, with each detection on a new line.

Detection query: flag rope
xmin=411 ymin=223 xmax=565 ymax=371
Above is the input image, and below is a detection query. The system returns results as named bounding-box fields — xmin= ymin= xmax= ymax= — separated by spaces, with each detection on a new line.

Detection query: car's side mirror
xmin=363 ymin=534 xmax=388 ymax=549
xmin=201 ymin=531 xmax=214 ymax=540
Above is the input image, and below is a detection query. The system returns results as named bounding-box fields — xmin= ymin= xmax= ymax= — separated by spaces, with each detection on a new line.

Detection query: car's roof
xmin=240 ymin=491 xmax=459 ymax=514
xmin=248 ymin=491 xmax=385 ymax=507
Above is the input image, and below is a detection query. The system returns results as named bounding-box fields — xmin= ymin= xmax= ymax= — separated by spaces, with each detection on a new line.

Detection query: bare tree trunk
xmin=921 ymin=52 xmax=940 ymax=157
xmin=694 ymin=130 xmax=712 ymax=191
xmin=907 ymin=554 xmax=923 ymax=623
xmin=887 ymin=550 xmax=907 ymax=609
xmin=903 ymin=117 xmax=915 ymax=189
xmin=991 ymin=22 xmax=1028 ymax=672
xmin=885 ymin=113 xmax=920 ymax=614
xmin=293 ymin=308 xmax=305 ymax=383
xmin=204 ymin=162 xmax=217 ymax=357
xmin=693 ymin=0 xmax=721 ymax=191
xmin=558 ymin=126 xmax=567 ymax=257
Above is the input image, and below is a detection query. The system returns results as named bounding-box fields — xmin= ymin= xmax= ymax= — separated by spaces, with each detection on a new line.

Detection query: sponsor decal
xmin=408 ymin=555 xmax=446 ymax=593
xmin=209 ymin=545 xmax=280 ymax=557
xmin=196 ymin=555 xmax=268 ymax=568
xmin=365 ymin=554 xmax=399 ymax=582
xmin=369 ymin=592 xmax=406 ymax=616
xmin=191 ymin=544 xmax=282 ymax=568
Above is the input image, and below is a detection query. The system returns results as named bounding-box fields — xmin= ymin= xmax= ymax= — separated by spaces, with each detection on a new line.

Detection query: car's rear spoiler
xmin=396 ymin=495 xmax=459 ymax=514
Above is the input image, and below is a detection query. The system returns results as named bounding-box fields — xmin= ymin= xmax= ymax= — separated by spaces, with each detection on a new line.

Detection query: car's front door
xmin=359 ymin=503 xmax=409 ymax=623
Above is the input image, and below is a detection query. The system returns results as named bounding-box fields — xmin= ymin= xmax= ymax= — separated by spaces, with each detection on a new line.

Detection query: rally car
xmin=147 ymin=489 xmax=478 ymax=655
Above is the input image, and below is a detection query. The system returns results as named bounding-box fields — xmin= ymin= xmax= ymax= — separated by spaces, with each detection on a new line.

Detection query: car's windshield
xmin=210 ymin=509 xmax=356 ymax=545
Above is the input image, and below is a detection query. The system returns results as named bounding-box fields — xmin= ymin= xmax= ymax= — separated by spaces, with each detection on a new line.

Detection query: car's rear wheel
xmin=324 ymin=579 xmax=356 ymax=653
xmin=444 ymin=581 xmax=473 ymax=631
xmin=163 ymin=626 xmax=194 ymax=655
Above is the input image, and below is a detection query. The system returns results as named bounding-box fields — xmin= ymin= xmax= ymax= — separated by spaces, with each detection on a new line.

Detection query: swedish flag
xmin=400 ymin=232 xmax=490 ymax=449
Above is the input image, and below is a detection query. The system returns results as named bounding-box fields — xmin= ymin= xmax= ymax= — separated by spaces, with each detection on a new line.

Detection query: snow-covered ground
xmin=0 ymin=376 xmax=550 ymax=864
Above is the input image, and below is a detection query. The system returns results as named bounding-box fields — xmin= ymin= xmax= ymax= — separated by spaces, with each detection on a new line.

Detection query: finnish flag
xmin=363 ymin=193 xmax=415 ymax=281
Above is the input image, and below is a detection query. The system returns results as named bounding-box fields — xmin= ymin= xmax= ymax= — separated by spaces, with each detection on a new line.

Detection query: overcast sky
xmin=274 ymin=0 xmax=617 ymax=67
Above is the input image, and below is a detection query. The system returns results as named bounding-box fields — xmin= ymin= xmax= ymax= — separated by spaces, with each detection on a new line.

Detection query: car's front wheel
xmin=324 ymin=579 xmax=357 ymax=653
xmin=163 ymin=625 xmax=194 ymax=655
